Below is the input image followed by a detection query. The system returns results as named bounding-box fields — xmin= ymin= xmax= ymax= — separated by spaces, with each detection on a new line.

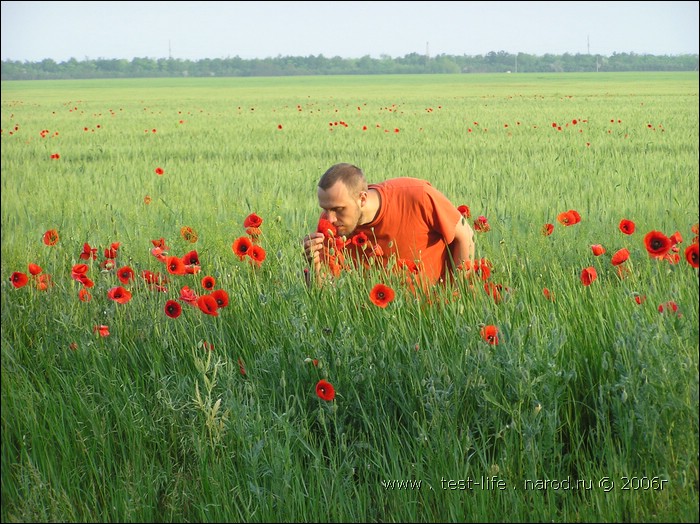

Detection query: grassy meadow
xmin=1 ymin=72 xmax=699 ymax=522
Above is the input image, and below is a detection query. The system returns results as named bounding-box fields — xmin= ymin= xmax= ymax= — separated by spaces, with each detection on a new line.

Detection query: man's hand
xmin=303 ymin=232 xmax=324 ymax=276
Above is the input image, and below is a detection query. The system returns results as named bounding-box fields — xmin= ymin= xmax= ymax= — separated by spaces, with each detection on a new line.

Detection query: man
xmin=303 ymin=163 xmax=475 ymax=287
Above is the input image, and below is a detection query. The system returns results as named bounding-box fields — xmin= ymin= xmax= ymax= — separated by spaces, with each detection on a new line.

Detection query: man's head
xmin=317 ymin=163 xmax=369 ymax=237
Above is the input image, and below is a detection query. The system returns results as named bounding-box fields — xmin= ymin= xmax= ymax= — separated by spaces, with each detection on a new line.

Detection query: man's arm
xmin=449 ymin=216 xmax=475 ymax=273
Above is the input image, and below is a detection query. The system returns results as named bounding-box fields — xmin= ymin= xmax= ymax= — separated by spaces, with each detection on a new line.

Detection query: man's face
xmin=317 ymin=181 xmax=363 ymax=237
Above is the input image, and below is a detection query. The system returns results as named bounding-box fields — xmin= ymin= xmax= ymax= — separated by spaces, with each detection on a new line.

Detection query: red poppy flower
xmin=480 ymin=325 xmax=499 ymax=345
xmin=107 ymin=286 xmax=132 ymax=304
xmin=33 ymin=273 xmax=52 ymax=291
xmin=201 ymin=275 xmax=216 ymax=290
xmin=611 ymin=248 xmax=630 ymax=266
xmin=71 ymin=264 xmax=94 ymax=287
xmin=103 ymin=243 xmax=119 ymax=259
xmin=634 ymin=295 xmax=646 ymax=305
xmin=43 ymin=229 xmax=59 ymax=246
xmin=664 ymin=252 xmax=680 ymax=264
xmin=591 ymin=244 xmax=606 ymax=256
xmin=484 ymin=282 xmax=504 ymax=304
xmin=10 ymin=272 xmax=28 ymax=288
xmin=249 ymin=245 xmax=266 ymax=266
xmin=28 ymin=263 xmax=42 ymax=276
xmin=351 ymin=232 xmax=369 ymax=248
xmin=93 ymin=325 xmax=110 ymax=337
xmin=197 ymin=294 xmax=219 ymax=316
xmin=557 ymin=210 xmax=580 ymax=227
xmin=658 ymin=300 xmax=679 ymax=315
xmin=580 ymin=266 xmax=598 ymax=286
xmin=542 ymin=223 xmax=554 ymax=236
xmin=327 ymin=256 xmax=343 ymax=277
xmin=79 ymin=289 xmax=92 ymax=302
xmin=685 ymin=243 xmax=699 ymax=268
xmin=644 ymin=231 xmax=672 ymax=258
xmin=74 ymin=273 xmax=94 ymax=287
xmin=182 ymin=250 xmax=200 ymax=266
xmin=457 ymin=205 xmax=471 ymax=219
xmin=142 ymin=270 xmax=166 ymax=285
xmin=166 ymin=256 xmax=186 ymax=275
xmin=179 ymin=285 xmax=198 ymax=304
xmin=232 ymin=236 xmax=253 ymax=260
xmin=151 ymin=238 xmax=169 ymax=250
xmin=184 ymin=266 xmax=200 ymax=278
xmin=180 ymin=226 xmax=198 ymax=243
xmin=211 ymin=289 xmax=229 ymax=308
xmin=470 ymin=258 xmax=492 ymax=281
xmin=243 ymin=212 xmax=263 ymax=228
xmin=619 ymin=219 xmax=636 ymax=235
xmin=79 ymin=242 xmax=98 ymax=260
xmin=542 ymin=288 xmax=554 ymax=301
xmin=150 ymin=247 xmax=167 ymax=263
xmin=397 ymin=259 xmax=418 ymax=274
xmin=473 ymin=216 xmax=491 ymax=232
xmin=370 ymin=244 xmax=384 ymax=257
xmin=316 ymin=218 xmax=337 ymax=239
xmin=155 ymin=167 xmax=164 ymax=175
xmin=315 ymin=379 xmax=336 ymax=401
xmin=369 ymin=283 xmax=395 ymax=308
xmin=164 ymin=299 xmax=182 ymax=318
xmin=669 ymin=231 xmax=683 ymax=245
xmin=117 ymin=265 xmax=135 ymax=284
xmin=334 ymin=237 xmax=347 ymax=252
xmin=246 ymin=226 xmax=262 ymax=240
xmin=71 ymin=263 xmax=89 ymax=275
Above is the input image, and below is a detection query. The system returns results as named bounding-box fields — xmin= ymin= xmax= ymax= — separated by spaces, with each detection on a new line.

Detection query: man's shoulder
xmin=371 ymin=177 xmax=432 ymax=190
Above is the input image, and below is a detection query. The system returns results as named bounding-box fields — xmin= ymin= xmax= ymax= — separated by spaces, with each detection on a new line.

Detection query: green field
xmin=2 ymin=72 xmax=698 ymax=522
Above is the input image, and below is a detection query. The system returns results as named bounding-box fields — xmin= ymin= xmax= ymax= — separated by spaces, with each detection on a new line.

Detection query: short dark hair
xmin=318 ymin=163 xmax=368 ymax=196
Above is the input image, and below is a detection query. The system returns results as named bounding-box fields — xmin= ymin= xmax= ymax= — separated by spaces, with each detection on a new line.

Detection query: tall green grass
xmin=2 ymin=72 xmax=698 ymax=522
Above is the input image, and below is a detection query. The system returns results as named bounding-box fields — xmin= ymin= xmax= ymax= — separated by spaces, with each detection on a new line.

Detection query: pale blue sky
xmin=1 ymin=1 xmax=698 ymax=62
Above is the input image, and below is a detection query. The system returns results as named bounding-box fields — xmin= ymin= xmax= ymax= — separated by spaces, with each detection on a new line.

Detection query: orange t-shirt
xmin=344 ymin=177 xmax=462 ymax=284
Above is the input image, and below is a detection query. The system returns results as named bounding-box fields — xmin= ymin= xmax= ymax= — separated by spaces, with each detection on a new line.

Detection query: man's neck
xmin=360 ymin=188 xmax=381 ymax=225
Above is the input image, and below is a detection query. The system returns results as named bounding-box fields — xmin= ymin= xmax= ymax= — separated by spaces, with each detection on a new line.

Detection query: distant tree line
xmin=1 ymin=51 xmax=698 ymax=80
